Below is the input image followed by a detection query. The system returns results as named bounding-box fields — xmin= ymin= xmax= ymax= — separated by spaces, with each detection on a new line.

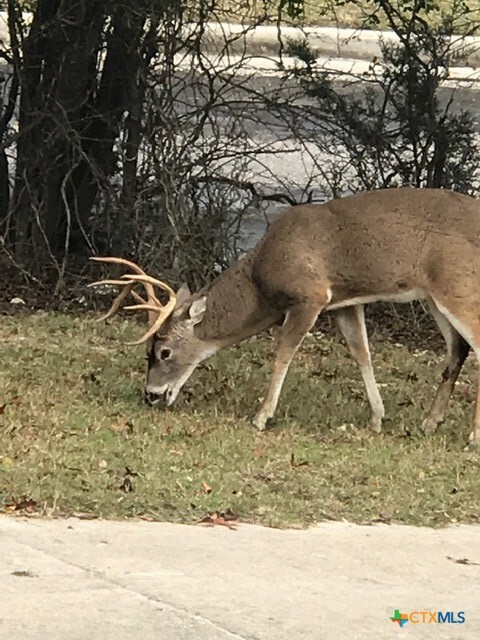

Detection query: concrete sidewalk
xmin=1 ymin=517 xmax=480 ymax=639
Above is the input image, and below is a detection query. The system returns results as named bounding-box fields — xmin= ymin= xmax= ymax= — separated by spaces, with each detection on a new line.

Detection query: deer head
xmin=89 ymin=257 xmax=217 ymax=407
xmin=144 ymin=287 xmax=220 ymax=406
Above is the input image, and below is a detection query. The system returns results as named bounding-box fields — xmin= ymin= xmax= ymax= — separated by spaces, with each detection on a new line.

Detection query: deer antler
xmin=88 ymin=257 xmax=177 ymax=344
xmin=120 ymin=274 xmax=177 ymax=344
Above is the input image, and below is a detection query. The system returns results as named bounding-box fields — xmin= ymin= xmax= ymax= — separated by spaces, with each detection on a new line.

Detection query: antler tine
xmin=90 ymin=256 xmax=166 ymax=326
xmin=123 ymin=273 xmax=176 ymax=299
xmin=87 ymin=278 xmax=132 ymax=288
xmin=90 ymin=257 xmax=177 ymax=341
xmin=90 ymin=256 xmax=159 ymax=307
xmin=94 ymin=281 xmax=135 ymax=323
xmin=131 ymin=289 xmax=147 ymax=305
xmin=126 ymin=301 xmax=177 ymax=345
xmin=90 ymin=256 xmax=150 ymax=274
xmin=122 ymin=273 xmax=177 ymax=345
xmin=124 ymin=303 xmax=164 ymax=313
xmin=89 ymin=276 xmax=154 ymax=323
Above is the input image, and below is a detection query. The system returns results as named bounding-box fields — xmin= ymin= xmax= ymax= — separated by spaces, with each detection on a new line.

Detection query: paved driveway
xmin=2 ymin=517 xmax=479 ymax=639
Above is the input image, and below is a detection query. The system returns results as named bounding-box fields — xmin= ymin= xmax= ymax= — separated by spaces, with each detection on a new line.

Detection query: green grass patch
xmin=1 ymin=311 xmax=479 ymax=527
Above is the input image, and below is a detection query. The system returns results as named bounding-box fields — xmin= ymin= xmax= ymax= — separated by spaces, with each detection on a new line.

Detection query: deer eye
xmin=160 ymin=348 xmax=172 ymax=360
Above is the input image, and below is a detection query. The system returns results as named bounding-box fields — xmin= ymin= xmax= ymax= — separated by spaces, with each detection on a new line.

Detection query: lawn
xmin=1 ymin=310 xmax=479 ymax=528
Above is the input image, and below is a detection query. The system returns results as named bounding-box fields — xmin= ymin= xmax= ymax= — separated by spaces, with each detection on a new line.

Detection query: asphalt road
xmin=197 ymin=72 xmax=480 ymax=250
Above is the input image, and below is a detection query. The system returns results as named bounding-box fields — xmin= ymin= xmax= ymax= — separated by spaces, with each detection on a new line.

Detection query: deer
xmin=89 ymin=187 xmax=480 ymax=448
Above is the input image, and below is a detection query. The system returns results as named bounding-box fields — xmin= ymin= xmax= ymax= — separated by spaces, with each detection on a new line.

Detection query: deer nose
xmin=144 ymin=389 xmax=162 ymax=406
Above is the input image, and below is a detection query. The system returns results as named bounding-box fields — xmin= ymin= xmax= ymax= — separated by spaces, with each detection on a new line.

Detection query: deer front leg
xmin=252 ymin=303 xmax=323 ymax=431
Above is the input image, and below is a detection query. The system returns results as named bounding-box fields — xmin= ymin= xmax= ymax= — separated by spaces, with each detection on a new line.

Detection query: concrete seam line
xmin=3 ymin=532 xmax=251 ymax=640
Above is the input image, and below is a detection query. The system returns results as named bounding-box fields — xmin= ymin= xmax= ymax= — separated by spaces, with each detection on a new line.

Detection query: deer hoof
xmin=465 ymin=432 xmax=479 ymax=451
xmin=368 ymin=418 xmax=382 ymax=433
xmin=420 ymin=416 xmax=441 ymax=435
xmin=368 ymin=415 xmax=383 ymax=433
xmin=252 ymin=413 xmax=272 ymax=431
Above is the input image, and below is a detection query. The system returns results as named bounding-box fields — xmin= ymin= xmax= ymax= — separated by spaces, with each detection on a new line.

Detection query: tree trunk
xmin=11 ymin=0 xmax=146 ymax=269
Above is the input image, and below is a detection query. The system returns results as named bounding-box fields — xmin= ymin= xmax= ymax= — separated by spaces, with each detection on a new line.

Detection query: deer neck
xmin=193 ymin=252 xmax=280 ymax=348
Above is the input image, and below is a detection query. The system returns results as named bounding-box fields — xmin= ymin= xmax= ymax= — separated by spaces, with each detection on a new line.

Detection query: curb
xmin=172 ymin=52 xmax=480 ymax=86
xmin=199 ymin=22 xmax=480 ymax=68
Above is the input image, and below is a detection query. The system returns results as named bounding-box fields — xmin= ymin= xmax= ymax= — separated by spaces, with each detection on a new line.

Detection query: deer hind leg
xmin=431 ymin=298 xmax=479 ymax=448
xmin=421 ymin=298 xmax=470 ymax=435
xmin=335 ymin=305 xmax=385 ymax=433
xmin=252 ymin=302 xmax=324 ymax=431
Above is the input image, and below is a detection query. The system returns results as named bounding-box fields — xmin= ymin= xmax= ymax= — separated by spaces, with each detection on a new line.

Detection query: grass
xmin=218 ymin=1 xmax=480 ymax=32
xmin=1 ymin=310 xmax=479 ymax=528
xmin=300 ymin=0 xmax=480 ymax=30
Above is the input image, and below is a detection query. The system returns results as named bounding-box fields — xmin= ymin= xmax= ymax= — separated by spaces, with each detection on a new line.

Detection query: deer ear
xmin=175 ymin=283 xmax=192 ymax=308
xmin=188 ymin=296 xmax=207 ymax=325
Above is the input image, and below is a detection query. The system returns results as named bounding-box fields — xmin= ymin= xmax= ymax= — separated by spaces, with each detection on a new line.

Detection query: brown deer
xmin=90 ymin=187 xmax=480 ymax=447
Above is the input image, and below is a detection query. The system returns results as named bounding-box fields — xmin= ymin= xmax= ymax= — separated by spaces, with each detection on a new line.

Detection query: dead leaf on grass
xmin=372 ymin=512 xmax=392 ymax=524
xmin=108 ymin=416 xmax=134 ymax=434
xmin=252 ymin=472 xmax=272 ymax=482
xmin=139 ymin=514 xmax=158 ymax=522
xmin=71 ymin=512 xmax=99 ymax=520
xmin=462 ymin=388 xmax=475 ymax=403
xmin=197 ymin=511 xmax=238 ymax=530
xmin=110 ymin=421 xmax=133 ymax=433
xmin=4 ymin=496 xmax=38 ymax=513
xmin=201 ymin=481 xmax=212 ymax=494
xmin=290 ymin=452 xmax=309 ymax=468
xmin=0 ymin=395 xmax=22 ymax=414
xmin=23 ymin=426 xmax=38 ymax=439
xmin=109 ymin=423 xmax=126 ymax=433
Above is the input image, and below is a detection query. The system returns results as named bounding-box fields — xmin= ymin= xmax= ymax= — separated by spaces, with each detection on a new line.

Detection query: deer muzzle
xmin=144 ymin=386 xmax=175 ymax=407
xmin=144 ymin=389 xmax=163 ymax=406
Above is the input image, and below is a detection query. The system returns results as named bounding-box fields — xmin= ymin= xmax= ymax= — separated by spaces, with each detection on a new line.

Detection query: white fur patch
xmin=327 ymin=288 xmax=426 ymax=311
xmin=432 ymin=299 xmax=478 ymax=349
